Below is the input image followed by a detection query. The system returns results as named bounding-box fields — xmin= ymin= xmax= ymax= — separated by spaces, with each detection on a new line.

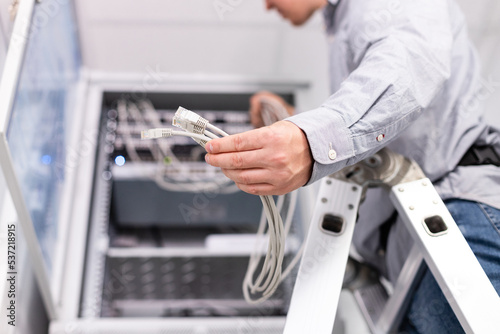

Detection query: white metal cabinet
xmin=0 ymin=0 xmax=81 ymax=327
xmin=0 ymin=1 xmax=318 ymax=333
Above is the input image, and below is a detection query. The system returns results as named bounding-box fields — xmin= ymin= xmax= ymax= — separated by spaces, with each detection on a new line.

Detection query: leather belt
xmin=458 ymin=145 xmax=500 ymax=167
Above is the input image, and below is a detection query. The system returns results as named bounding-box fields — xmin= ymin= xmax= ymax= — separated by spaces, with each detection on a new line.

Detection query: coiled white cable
xmin=242 ymin=97 xmax=303 ymax=303
xmin=260 ymin=96 xmax=291 ymax=126
xmin=142 ymin=106 xmax=302 ymax=304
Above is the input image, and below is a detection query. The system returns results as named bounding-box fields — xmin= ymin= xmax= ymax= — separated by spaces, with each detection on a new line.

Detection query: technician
xmin=205 ymin=0 xmax=500 ymax=333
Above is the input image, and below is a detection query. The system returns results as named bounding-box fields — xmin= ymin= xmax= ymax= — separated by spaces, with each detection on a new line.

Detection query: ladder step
xmin=354 ymin=282 xmax=389 ymax=325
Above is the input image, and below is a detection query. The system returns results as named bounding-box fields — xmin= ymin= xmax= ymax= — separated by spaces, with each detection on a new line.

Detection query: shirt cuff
xmin=285 ymin=106 xmax=354 ymax=185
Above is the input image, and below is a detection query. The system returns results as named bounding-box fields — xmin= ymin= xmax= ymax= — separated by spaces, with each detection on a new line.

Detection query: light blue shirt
xmin=286 ymin=0 xmax=500 ymax=280
xmin=287 ymin=0 xmax=500 ymax=209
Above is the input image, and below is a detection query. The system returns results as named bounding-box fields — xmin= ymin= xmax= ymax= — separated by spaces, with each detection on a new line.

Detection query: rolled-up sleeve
xmin=287 ymin=0 xmax=453 ymax=185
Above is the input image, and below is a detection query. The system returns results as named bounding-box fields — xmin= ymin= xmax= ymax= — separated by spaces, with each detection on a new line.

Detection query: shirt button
xmin=376 ymin=134 xmax=385 ymax=142
xmin=329 ymin=149 xmax=337 ymax=160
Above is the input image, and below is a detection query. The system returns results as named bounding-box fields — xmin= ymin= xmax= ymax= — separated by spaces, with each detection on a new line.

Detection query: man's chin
xmin=289 ymin=17 xmax=308 ymax=26
xmin=290 ymin=19 xmax=305 ymax=26
xmin=276 ymin=10 xmax=309 ymax=26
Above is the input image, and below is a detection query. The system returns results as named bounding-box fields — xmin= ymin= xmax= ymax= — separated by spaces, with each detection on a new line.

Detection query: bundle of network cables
xmin=141 ymin=105 xmax=303 ymax=304
xmin=117 ymin=99 xmax=238 ymax=194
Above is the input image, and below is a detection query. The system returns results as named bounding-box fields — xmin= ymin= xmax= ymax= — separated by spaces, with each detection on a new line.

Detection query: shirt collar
xmin=323 ymin=0 xmax=340 ymax=31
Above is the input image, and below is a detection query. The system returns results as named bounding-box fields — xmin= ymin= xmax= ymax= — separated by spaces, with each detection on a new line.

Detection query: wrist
xmin=275 ymin=121 xmax=314 ymax=187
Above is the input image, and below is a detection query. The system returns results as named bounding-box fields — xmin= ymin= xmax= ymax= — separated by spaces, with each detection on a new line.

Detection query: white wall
xmin=75 ymin=0 xmax=500 ymax=125
xmin=74 ymin=0 xmax=330 ymax=111
xmin=455 ymin=0 xmax=500 ymax=127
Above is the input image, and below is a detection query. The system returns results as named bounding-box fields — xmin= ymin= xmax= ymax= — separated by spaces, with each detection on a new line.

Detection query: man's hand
xmin=205 ymin=120 xmax=313 ymax=195
xmin=250 ymin=91 xmax=295 ymax=128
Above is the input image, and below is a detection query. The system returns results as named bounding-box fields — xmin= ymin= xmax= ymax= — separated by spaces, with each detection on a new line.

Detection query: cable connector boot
xmin=141 ymin=128 xmax=173 ymax=140
xmin=172 ymin=106 xmax=209 ymax=146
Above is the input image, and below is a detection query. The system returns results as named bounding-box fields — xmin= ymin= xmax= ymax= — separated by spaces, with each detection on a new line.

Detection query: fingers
xmin=204 ymin=120 xmax=313 ymax=196
xmin=221 ymin=168 xmax=272 ymax=185
xmin=236 ymin=183 xmax=277 ymax=196
xmin=205 ymin=128 xmax=266 ymax=154
xmin=234 ymin=181 xmax=295 ymax=196
xmin=205 ymin=149 xmax=267 ymax=169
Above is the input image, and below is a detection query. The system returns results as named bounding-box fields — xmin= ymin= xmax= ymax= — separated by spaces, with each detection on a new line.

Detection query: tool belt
xmin=458 ymin=145 xmax=500 ymax=167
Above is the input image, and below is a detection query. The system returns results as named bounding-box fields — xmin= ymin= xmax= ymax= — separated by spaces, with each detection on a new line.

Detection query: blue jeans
xmin=400 ymin=199 xmax=500 ymax=334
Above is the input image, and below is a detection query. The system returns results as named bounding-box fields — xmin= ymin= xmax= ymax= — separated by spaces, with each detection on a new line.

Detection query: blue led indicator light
xmin=115 ymin=155 xmax=126 ymax=166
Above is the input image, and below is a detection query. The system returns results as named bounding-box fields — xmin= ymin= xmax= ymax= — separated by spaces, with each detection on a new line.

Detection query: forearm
xmin=289 ymin=30 xmax=452 ymax=184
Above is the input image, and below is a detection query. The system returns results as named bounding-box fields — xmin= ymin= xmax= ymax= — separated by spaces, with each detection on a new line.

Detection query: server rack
xmin=80 ymin=91 xmax=303 ymax=322
xmin=0 ymin=2 xmax=320 ymax=332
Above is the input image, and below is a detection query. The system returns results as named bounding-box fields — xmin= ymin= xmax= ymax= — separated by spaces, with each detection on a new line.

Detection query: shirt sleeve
xmin=287 ymin=0 xmax=453 ymax=185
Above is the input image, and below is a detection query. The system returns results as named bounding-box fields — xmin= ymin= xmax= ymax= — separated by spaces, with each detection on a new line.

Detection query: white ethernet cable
xmin=260 ymin=96 xmax=291 ymax=126
xmin=244 ymin=96 xmax=304 ymax=286
xmin=136 ymin=100 xmax=238 ymax=194
xmin=142 ymin=106 xmax=301 ymax=304
xmin=117 ymin=100 xmax=142 ymax=162
xmin=172 ymin=106 xmax=210 ymax=146
xmin=241 ymin=97 xmax=300 ymax=303
xmin=115 ymin=99 xmax=237 ymax=193
xmin=141 ymin=127 xmax=212 ymax=143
